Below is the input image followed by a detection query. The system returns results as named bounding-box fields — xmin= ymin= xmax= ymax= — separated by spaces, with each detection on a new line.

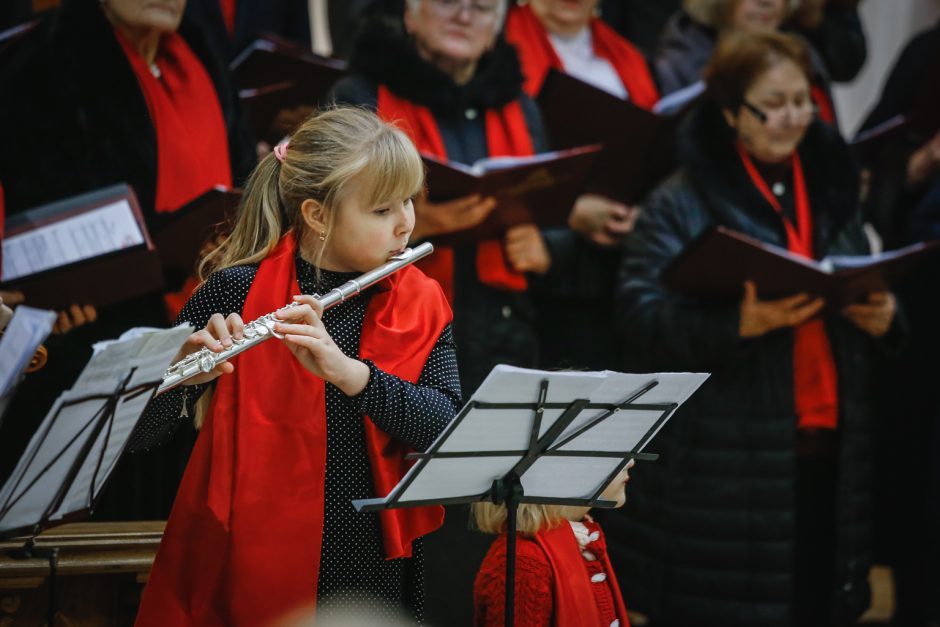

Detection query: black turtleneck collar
xmin=347 ymin=14 xmax=526 ymax=116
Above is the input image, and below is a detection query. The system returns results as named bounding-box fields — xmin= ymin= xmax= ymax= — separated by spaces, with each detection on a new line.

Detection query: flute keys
xmin=198 ymin=352 xmax=216 ymax=373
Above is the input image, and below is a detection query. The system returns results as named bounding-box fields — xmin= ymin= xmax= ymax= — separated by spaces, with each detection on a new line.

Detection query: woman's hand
xmin=0 ymin=291 xmax=24 ymax=332
xmin=172 ymin=312 xmax=246 ymax=385
xmin=504 ymin=224 xmax=551 ymax=275
xmin=842 ymin=291 xmax=897 ymax=338
xmin=53 ymin=304 xmax=98 ymax=335
xmin=907 ymin=129 xmax=940 ymax=185
xmin=274 ymin=296 xmax=370 ymax=396
xmin=739 ymin=281 xmax=825 ymax=339
xmin=410 ymin=193 xmax=497 ymax=241
xmin=568 ymin=194 xmax=640 ymax=247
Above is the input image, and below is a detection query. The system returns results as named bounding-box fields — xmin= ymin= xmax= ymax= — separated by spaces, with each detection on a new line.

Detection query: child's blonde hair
xmin=472 ymin=501 xmax=568 ymax=537
xmin=199 ymin=106 xmax=425 ymax=281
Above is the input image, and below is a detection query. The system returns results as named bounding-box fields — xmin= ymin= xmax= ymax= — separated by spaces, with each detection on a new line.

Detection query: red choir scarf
xmin=737 ymin=144 xmax=839 ymax=430
xmin=115 ymin=28 xmax=232 ymax=213
xmin=219 ymin=0 xmax=237 ymax=38
xmin=533 ymin=521 xmax=630 ymax=627
xmin=377 ymin=85 xmax=533 ymax=302
xmin=136 ymin=232 xmax=451 ymax=627
xmin=810 ymin=84 xmax=837 ymax=126
xmin=116 ymin=28 xmax=232 ymax=319
xmin=505 ymin=4 xmax=659 ymax=107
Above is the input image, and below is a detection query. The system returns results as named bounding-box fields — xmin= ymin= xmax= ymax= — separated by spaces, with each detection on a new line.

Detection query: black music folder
xmin=537 ymin=69 xmax=701 ymax=205
xmin=662 ymin=226 xmax=940 ymax=308
xmin=422 ymin=146 xmax=601 ymax=244
xmin=152 ymin=186 xmax=242 ymax=290
xmin=1 ymin=185 xmax=164 ymax=310
xmin=232 ymin=34 xmax=347 ymax=142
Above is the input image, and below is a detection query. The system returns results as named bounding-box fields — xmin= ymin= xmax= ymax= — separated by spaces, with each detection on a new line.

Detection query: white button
xmin=591 ymin=573 xmax=607 ymax=583
xmin=501 ymin=306 xmax=512 ymax=318
xmin=588 ymin=531 xmax=599 ymax=542
xmin=610 ymin=621 xmax=620 ymax=627
xmin=772 ymin=182 xmax=785 ymax=196
xmin=465 ymin=108 xmax=478 ymax=120
xmin=581 ymin=550 xmax=597 ymax=561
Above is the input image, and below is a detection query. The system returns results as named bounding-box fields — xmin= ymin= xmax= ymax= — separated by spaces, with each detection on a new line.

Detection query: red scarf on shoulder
xmin=116 ymin=29 xmax=233 ymax=319
xmin=377 ymin=86 xmax=533 ymax=302
xmin=136 ymin=233 xmax=451 ymax=627
xmin=737 ymin=145 xmax=839 ymax=430
xmin=115 ymin=29 xmax=231 ymax=213
xmin=505 ymin=4 xmax=658 ymax=107
xmin=534 ymin=521 xmax=630 ymax=627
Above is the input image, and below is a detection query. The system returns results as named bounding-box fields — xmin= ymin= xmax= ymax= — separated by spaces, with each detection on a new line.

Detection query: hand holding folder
xmin=662 ymin=226 xmax=940 ymax=309
xmin=420 ymin=146 xmax=601 ymax=244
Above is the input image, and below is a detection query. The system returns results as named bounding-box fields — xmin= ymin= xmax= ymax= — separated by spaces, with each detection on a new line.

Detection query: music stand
xmin=354 ymin=366 xmax=709 ymax=627
xmin=0 ymin=306 xmax=57 ymax=426
xmin=0 ymin=325 xmax=191 ymax=624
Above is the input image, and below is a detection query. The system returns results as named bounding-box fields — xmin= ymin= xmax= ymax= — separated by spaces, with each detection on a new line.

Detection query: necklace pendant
xmin=771 ymin=182 xmax=786 ymax=196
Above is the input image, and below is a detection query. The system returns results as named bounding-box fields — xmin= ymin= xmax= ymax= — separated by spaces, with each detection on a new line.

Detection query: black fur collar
xmin=677 ymin=99 xmax=860 ymax=249
xmin=348 ymin=15 xmax=525 ymax=115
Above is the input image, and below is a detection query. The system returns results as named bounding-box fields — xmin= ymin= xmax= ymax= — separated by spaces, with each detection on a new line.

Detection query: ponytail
xmin=199 ymin=152 xmax=291 ymax=281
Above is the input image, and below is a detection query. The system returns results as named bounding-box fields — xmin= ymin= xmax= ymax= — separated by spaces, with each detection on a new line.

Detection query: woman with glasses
xmin=607 ymin=31 xmax=899 ymax=627
xmin=655 ymin=0 xmax=839 ymax=126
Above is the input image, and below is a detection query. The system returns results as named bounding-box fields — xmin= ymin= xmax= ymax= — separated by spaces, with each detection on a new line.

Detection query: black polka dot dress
xmin=130 ymin=254 xmax=463 ymax=622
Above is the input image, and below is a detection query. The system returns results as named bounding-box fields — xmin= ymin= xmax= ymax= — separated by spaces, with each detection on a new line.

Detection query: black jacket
xmin=0 ymin=0 xmax=255 ymax=218
xmin=606 ymin=100 xmax=879 ymax=626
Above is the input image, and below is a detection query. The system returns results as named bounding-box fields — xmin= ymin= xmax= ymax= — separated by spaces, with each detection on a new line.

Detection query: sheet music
xmin=356 ymin=366 xmax=709 ymax=511
xmin=0 ymin=306 xmax=57 ymax=400
xmin=2 ymin=199 xmax=145 ymax=281
xmin=0 ymin=325 xmax=193 ymax=534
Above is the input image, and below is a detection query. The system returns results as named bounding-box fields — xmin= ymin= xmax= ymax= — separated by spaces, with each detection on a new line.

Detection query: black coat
xmin=0 ymin=0 xmax=255 ymax=218
xmin=606 ymin=100 xmax=880 ymax=627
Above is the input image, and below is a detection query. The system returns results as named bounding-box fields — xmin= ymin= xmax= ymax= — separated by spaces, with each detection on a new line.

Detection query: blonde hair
xmin=472 ymin=501 xmax=568 ymax=537
xmin=199 ymin=106 xmax=425 ymax=281
xmin=683 ymin=0 xmax=799 ymax=29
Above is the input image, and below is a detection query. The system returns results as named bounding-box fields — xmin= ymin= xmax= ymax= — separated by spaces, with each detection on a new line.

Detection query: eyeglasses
xmin=743 ymin=99 xmax=816 ymax=126
xmin=427 ymin=0 xmax=500 ymax=19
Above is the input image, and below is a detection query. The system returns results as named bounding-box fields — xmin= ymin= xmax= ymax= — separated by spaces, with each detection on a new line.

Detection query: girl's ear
xmin=300 ymin=198 xmax=327 ymax=233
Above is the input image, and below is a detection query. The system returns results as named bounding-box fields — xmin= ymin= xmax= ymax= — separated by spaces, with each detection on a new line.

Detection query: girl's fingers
xmin=192 ymin=328 xmax=225 ymax=352
xmin=226 ymin=313 xmax=245 ymax=340
xmin=207 ymin=313 xmax=232 ymax=347
xmin=289 ymin=295 xmax=325 ymax=317
xmin=274 ymin=321 xmax=324 ymax=338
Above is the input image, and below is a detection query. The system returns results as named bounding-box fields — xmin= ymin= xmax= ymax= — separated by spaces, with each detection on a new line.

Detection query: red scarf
xmin=115 ymin=29 xmax=232 ymax=213
xmin=219 ymin=0 xmax=236 ymax=38
xmin=136 ymin=233 xmax=451 ymax=626
xmin=505 ymin=4 xmax=659 ymax=107
xmin=377 ymin=86 xmax=533 ymax=302
xmin=810 ymin=84 xmax=837 ymax=126
xmin=116 ymin=28 xmax=233 ymax=319
xmin=737 ymin=144 xmax=839 ymax=430
xmin=533 ymin=521 xmax=630 ymax=627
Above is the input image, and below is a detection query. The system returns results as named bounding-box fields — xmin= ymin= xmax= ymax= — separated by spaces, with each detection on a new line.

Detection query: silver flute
xmin=156 ymin=242 xmax=434 ymax=395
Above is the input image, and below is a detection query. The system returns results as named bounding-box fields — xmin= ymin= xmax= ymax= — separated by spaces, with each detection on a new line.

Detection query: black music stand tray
xmin=354 ymin=367 xmax=709 ymax=627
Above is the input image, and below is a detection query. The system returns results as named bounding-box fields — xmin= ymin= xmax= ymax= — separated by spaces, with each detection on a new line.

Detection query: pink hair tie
xmin=273 ymin=141 xmax=289 ymax=163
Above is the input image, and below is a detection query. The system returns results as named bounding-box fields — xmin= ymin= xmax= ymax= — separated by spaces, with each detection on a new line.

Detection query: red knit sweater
xmin=474 ymin=520 xmax=624 ymax=627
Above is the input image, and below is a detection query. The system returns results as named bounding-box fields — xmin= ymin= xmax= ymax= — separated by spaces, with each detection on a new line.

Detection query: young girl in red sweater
xmin=473 ymin=459 xmax=635 ymax=627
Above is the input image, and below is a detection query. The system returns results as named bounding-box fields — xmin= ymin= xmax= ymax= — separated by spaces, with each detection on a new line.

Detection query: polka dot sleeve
xmin=127 ymin=266 xmax=256 ymax=452
xmin=353 ymin=324 xmax=463 ymax=452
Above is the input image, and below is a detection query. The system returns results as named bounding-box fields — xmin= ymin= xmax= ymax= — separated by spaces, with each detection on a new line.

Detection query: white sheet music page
xmin=0 ymin=325 xmax=192 ymax=534
xmin=353 ymin=365 xmax=709 ymax=511
xmin=1 ymin=199 xmax=145 ymax=281
xmin=0 ymin=306 xmax=57 ymax=399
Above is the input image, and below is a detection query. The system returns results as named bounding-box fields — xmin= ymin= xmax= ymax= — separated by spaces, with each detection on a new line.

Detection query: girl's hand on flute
xmin=275 ymin=295 xmax=370 ymax=396
xmin=173 ymin=312 xmax=246 ymax=385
